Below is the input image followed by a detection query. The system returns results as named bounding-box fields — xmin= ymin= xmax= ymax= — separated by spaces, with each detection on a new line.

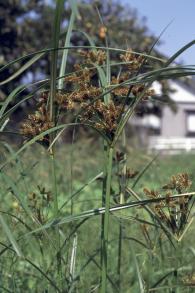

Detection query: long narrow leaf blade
xmin=0 ymin=53 xmax=45 ymax=86
xmin=58 ymin=11 xmax=76 ymax=89
xmin=0 ymin=214 xmax=23 ymax=257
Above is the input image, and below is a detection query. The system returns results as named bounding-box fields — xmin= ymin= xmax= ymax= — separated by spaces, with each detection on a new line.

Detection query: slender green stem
xmin=173 ymin=243 xmax=180 ymax=293
xmin=49 ymin=0 xmax=65 ymax=121
xmin=49 ymin=0 xmax=64 ymax=214
xmin=50 ymin=150 xmax=58 ymax=217
xmin=100 ymin=28 xmax=112 ymax=275
xmin=49 ymin=0 xmax=64 ymax=287
xmin=117 ymin=130 xmax=127 ymax=290
xmin=50 ymin=148 xmax=62 ymax=284
xmin=101 ymin=141 xmax=108 ymax=267
xmin=101 ymin=146 xmax=113 ymax=293
xmin=120 ymin=130 xmax=127 ymax=204
xmin=117 ymin=224 xmax=123 ymax=290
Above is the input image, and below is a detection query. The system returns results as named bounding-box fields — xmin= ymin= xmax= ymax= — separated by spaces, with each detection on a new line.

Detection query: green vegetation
xmin=0 ymin=1 xmax=195 ymax=292
xmin=0 ymin=143 xmax=195 ymax=292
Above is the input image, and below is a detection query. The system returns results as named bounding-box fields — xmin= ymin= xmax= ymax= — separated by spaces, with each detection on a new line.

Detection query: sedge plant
xmin=0 ymin=1 xmax=195 ymax=292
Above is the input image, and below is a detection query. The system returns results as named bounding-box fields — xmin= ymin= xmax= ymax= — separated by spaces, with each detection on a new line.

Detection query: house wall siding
xmin=161 ymin=103 xmax=195 ymax=137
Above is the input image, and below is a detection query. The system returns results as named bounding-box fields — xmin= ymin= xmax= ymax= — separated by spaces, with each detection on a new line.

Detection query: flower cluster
xmin=120 ymin=48 xmax=144 ymax=72
xmin=80 ymin=100 xmax=122 ymax=138
xmin=21 ymin=100 xmax=54 ymax=145
xmin=143 ymin=173 xmax=193 ymax=237
xmin=28 ymin=186 xmax=52 ymax=223
xmin=55 ymin=86 xmax=102 ymax=110
xmin=79 ymin=49 xmax=106 ymax=65
xmin=20 ymin=48 xmax=155 ymax=143
xmin=162 ymin=173 xmax=192 ymax=193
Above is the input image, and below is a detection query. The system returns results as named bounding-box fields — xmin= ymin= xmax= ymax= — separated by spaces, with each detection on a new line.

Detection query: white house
xmin=133 ymin=80 xmax=195 ymax=153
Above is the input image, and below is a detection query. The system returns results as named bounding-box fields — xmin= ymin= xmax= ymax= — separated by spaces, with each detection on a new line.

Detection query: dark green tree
xmin=75 ymin=0 xmax=156 ymax=51
xmin=0 ymin=0 xmax=54 ymax=99
xmin=0 ymin=0 xmax=171 ymax=128
xmin=0 ymin=0 xmax=162 ymax=96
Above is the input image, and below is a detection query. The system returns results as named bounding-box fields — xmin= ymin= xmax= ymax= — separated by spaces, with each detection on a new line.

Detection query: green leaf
xmin=28 ymin=192 xmax=195 ymax=234
xmin=0 ymin=46 xmax=164 ymax=76
xmin=130 ymin=244 xmax=145 ymax=293
xmin=1 ymin=172 xmax=34 ymax=221
xmin=0 ymin=85 xmax=26 ymax=120
xmin=0 ymin=53 xmax=45 ymax=86
xmin=0 ymin=214 xmax=23 ymax=257
xmin=166 ymin=40 xmax=195 ymax=65
xmin=58 ymin=11 xmax=76 ymax=90
xmin=50 ymin=0 xmax=65 ymax=122
xmin=68 ymin=0 xmax=80 ymax=18
xmin=59 ymin=172 xmax=103 ymax=210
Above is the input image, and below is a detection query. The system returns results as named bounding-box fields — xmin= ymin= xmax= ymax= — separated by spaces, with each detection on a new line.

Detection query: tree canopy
xmin=0 ymin=0 xmax=160 ymax=99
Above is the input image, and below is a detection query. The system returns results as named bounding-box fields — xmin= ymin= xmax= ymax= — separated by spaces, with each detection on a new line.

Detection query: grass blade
xmin=0 ymin=46 xmax=165 ymax=76
xmin=69 ymin=233 xmax=78 ymax=286
xmin=166 ymin=40 xmax=195 ymax=65
xmin=0 ymin=85 xmax=26 ymax=119
xmin=1 ymin=172 xmax=34 ymax=221
xmin=132 ymin=153 xmax=159 ymax=188
xmin=28 ymin=192 xmax=195 ymax=233
xmin=130 ymin=244 xmax=145 ymax=293
xmin=58 ymin=11 xmax=76 ymax=90
xmin=60 ymin=172 xmax=103 ymax=210
xmin=0 ymin=214 xmax=23 ymax=257
xmin=101 ymin=146 xmax=113 ymax=293
xmin=49 ymin=0 xmax=65 ymax=123
xmin=0 ymin=53 xmax=45 ymax=86
xmin=68 ymin=0 xmax=80 ymax=18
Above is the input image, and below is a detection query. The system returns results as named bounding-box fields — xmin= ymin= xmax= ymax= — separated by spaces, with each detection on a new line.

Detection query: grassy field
xmin=0 ymin=138 xmax=194 ymax=292
xmin=4 ymin=137 xmax=195 ymax=211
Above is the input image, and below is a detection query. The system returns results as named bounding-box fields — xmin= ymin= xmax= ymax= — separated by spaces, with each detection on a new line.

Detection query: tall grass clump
xmin=0 ymin=1 xmax=195 ymax=292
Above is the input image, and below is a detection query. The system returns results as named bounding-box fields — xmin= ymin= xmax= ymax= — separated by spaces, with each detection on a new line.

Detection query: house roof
xmin=153 ymin=80 xmax=195 ymax=103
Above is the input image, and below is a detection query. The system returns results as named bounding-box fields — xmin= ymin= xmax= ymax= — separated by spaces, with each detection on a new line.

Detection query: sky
xmin=122 ymin=0 xmax=195 ymax=65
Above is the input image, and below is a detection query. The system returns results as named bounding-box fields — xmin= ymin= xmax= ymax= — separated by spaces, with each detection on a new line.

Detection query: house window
xmin=186 ymin=111 xmax=195 ymax=136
